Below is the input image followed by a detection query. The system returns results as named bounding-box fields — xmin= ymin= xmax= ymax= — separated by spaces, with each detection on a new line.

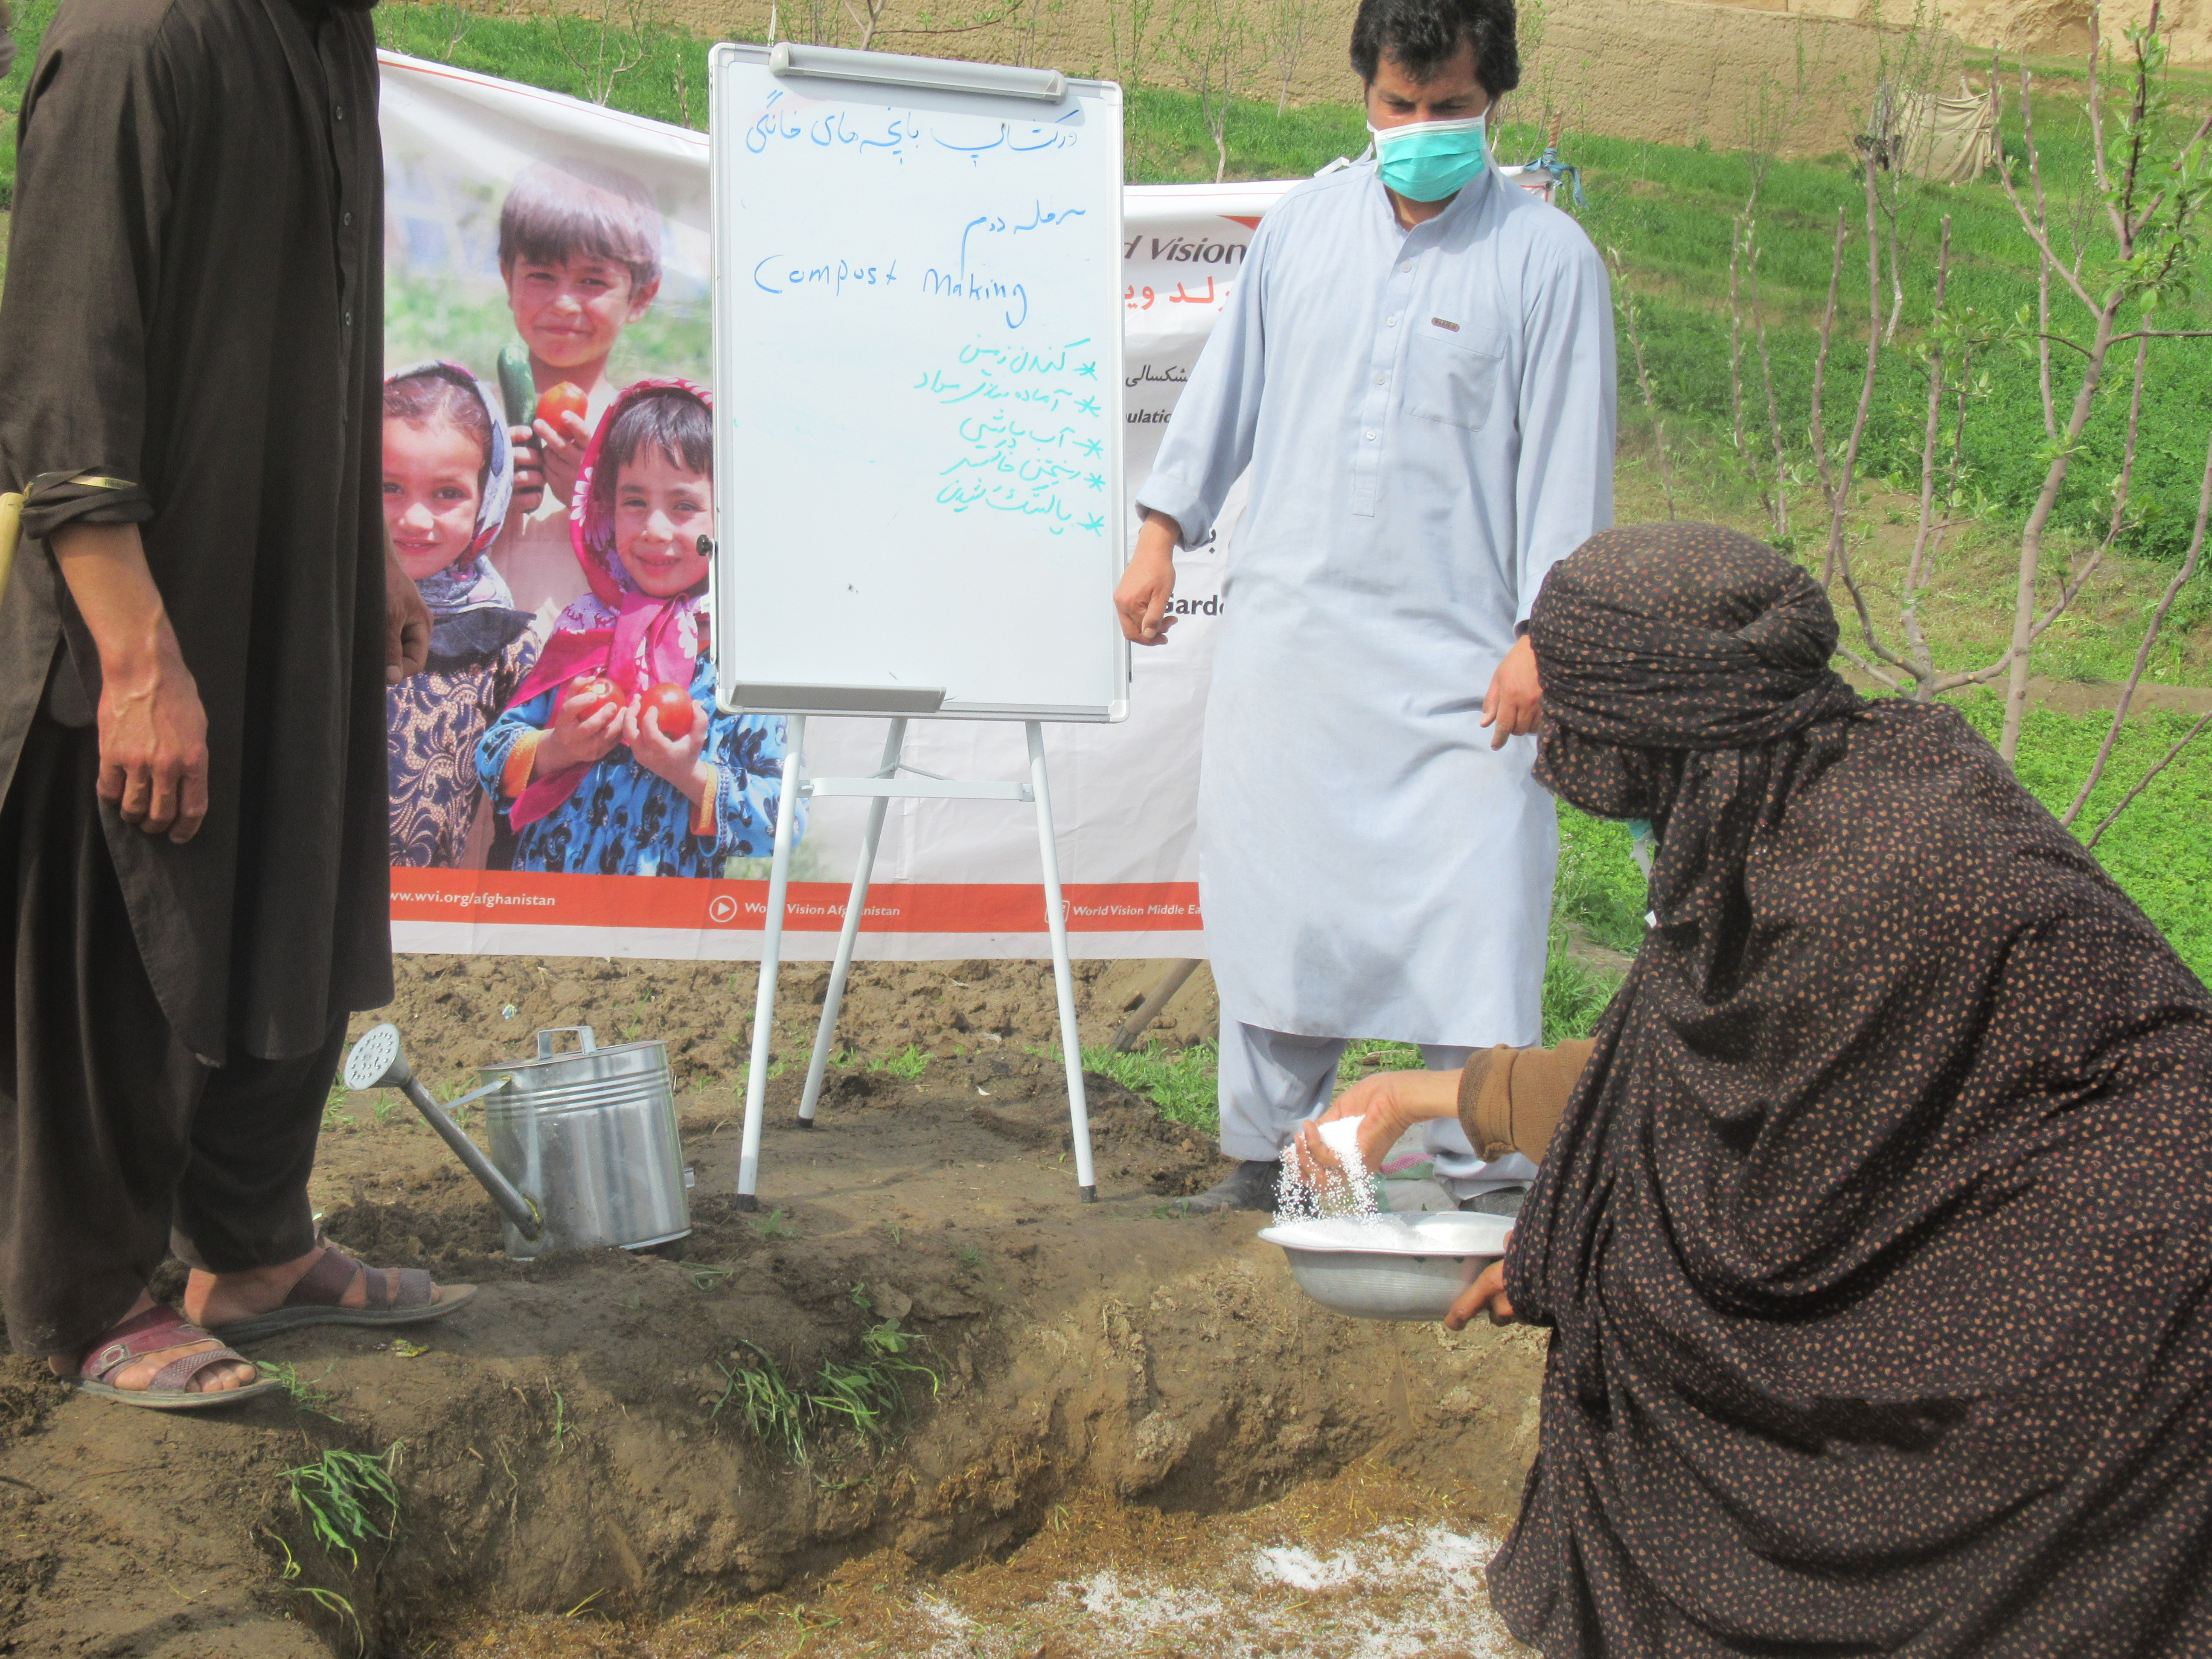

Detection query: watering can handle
xmin=536 ymin=1025 xmax=598 ymax=1058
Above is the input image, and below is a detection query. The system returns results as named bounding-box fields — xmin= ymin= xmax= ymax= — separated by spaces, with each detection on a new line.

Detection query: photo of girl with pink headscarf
xmin=383 ymin=361 xmax=541 ymax=869
xmin=476 ymin=381 xmax=800 ymax=877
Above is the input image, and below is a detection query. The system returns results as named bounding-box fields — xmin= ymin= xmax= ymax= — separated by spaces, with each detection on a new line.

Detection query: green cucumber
xmin=496 ymin=340 xmax=535 ymax=429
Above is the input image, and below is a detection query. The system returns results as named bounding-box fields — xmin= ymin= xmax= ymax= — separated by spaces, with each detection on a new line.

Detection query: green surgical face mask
xmin=1369 ymin=115 xmax=1490 ymax=203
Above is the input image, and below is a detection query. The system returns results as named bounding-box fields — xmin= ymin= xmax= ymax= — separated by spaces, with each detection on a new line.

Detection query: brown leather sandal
xmin=207 ymin=1243 xmax=476 ymax=1345
xmin=70 ymin=1306 xmax=280 ymax=1411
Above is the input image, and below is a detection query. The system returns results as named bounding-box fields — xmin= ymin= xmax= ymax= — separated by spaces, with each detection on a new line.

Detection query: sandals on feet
xmin=71 ymin=1306 xmax=280 ymax=1411
xmin=208 ymin=1243 xmax=477 ymax=1345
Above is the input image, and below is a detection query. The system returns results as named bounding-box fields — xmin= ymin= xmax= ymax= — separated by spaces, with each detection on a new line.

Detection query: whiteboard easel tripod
xmin=706 ymin=41 xmax=1129 ymax=1207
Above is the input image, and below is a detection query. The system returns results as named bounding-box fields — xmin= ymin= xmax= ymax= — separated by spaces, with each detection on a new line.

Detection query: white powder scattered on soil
xmin=860 ymin=1520 xmax=1530 ymax=1658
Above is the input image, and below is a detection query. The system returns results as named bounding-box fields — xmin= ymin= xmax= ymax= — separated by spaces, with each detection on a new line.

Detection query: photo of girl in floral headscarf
xmin=383 ymin=361 xmax=541 ymax=869
xmin=477 ymin=381 xmax=800 ymax=877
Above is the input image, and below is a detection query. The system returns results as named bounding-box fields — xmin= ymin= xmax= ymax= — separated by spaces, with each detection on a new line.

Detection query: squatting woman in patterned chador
xmin=1350 ymin=524 xmax=2212 ymax=1656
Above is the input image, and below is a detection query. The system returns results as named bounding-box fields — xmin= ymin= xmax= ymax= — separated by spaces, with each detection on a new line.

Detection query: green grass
xmin=1575 ymin=114 xmax=2212 ymax=565
xmin=714 ymin=1320 xmax=940 ymax=1463
xmin=869 ymin=1043 xmax=931 ymax=1080
xmin=1543 ymin=941 xmax=1622 ymax=1045
xmin=1557 ymin=808 xmax=1648 ymax=955
xmin=284 ymin=1446 xmax=400 ymax=1570
xmin=376 ymin=0 xmax=717 ymax=130
xmin=1083 ymin=1039 xmax=1221 ymax=1130
xmin=264 ymin=1532 xmax=363 ymax=1646
xmin=746 ymin=1205 xmax=797 ymax=1240
xmin=10 ymin=0 xmax=2207 ymax=563
xmin=262 ymin=1361 xmax=344 ymax=1421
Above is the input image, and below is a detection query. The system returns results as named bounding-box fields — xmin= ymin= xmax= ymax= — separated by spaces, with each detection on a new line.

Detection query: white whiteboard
xmin=707 ymin=44 xmax=1128 ymax=721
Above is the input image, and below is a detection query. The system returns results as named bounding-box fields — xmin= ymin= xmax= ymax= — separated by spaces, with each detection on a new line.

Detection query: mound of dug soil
xmin=0 ymin=958 xmax=1542 ymax=1658
xmin=375 ymin=954 xmax=1222 ymax=1100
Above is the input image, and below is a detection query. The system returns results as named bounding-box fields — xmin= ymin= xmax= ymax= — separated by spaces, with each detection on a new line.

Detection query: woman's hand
xmin=1445 ymin=1252 xmax=1517 ymax=1330
xmin=1287 ymin=1067 xmax=1462 ymax=1190
xmin=626 ymin=696 xmax=713 ymax=809
xmin=534 ymin=407 xmax=592 ymax=514
xmin=536 ymin=690 xmax=625 ymax=775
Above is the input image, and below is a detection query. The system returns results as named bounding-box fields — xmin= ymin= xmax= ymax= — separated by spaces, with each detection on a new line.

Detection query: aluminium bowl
xmin=1257 ymin=1211 xmax=1512 ymax=1322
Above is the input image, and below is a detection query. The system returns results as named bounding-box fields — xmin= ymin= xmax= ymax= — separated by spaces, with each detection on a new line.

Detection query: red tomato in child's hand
xmin=535 ymin=382 xmax=589 ymax=432
xmin=564 ymin=674 xmax=618 ymax=724
xmin=643 ymin=682 xmax=696 ymax=741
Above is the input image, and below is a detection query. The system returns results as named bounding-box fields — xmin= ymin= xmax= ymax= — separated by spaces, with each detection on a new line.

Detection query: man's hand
xmin=1444 ymin=1252 xmax=1516 ymax=1330
xmin=385 ymin=549 xmax=431 ymax=685
xmin=98 ymin=631 xmax=208 ymax=843
xmin=50 ymin=522 xmax=211 ymax=844
xmin=1115 ymin=509 xmax=1182 ymax=646
xmin=1480 ymin=633 xmax=1543 ymax=750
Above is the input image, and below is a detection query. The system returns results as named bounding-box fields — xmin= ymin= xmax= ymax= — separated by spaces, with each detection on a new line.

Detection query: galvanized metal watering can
xmin=342 ymin=1023 xmax=692 ymax=1259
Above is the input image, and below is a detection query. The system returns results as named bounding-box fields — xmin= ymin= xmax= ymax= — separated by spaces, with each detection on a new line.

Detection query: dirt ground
xmin=0 ymin=957 xmax=1546 ymax=1658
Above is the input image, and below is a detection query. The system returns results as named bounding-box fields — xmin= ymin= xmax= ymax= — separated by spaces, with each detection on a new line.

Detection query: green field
xmin=3 ymin=0 xmax=2204 ymax=1052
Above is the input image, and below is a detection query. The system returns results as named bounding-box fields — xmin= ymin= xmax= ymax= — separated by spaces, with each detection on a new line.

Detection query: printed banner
xmin=378 ymin=53 xmax=1290 ymax=960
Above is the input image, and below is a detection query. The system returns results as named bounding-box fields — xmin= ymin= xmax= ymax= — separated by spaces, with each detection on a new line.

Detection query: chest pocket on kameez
xmin=1403 ymin=318 xmax=1503 ymax=432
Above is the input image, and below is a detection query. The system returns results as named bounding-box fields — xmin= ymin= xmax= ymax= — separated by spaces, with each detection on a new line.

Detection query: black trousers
xmin=0 ymin=714 xmax=340 ymax=1356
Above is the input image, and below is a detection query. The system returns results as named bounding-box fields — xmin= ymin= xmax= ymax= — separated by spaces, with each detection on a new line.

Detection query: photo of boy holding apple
xmin=489 ymin=156 xmax=666 ymax=628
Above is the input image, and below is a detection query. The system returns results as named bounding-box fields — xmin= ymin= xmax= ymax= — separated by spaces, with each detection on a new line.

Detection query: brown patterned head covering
xmin=1492 ymin=521 xmax=2212 ymax=1655
xmin=1530 ymin=523 xmax=1863 ymax=990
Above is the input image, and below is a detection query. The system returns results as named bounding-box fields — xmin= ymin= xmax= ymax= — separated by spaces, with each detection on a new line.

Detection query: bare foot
xmin=47 ymin=1293 xmax=259 ymax=1394
xmin=182 ymin=1246 xmax=451 ymax=1329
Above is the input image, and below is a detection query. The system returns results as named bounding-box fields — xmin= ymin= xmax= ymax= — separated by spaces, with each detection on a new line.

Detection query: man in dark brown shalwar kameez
xmin=0 ymin=0 xmax=477 ymax=1407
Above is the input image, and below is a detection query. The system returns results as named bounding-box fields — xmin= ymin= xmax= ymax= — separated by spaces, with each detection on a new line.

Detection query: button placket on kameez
xmin=316 ymin=22 xmax=364 ymax=445
xmin=1355 ymin=218 xmax=1440 ymax=521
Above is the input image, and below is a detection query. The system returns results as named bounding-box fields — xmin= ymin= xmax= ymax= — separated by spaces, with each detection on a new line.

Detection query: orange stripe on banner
xmin=389 ymin=869 xmax=1204 ymax=932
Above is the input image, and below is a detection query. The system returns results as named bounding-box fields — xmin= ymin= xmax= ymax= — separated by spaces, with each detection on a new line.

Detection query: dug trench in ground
xmin=0 ymin=958 xmax=1546 ymax=1658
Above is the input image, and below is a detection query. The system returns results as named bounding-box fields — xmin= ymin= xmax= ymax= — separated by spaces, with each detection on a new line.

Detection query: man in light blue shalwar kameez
xmin=1118 ymin=0 xmax=1615 ymax=1213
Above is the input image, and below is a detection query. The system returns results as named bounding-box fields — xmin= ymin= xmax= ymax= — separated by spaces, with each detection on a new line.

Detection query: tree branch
xmin=2017 ymin=52 xmax=2059 ymax=441
xmin=1833 ymin=642 xmax=1905 ymax=690
xmin=1808 ymin=208 xmax=1846 ymax=550
xmin=1819 ymin=154 xmax=1884 ymax=589
xmin=2083 ymin=711 xmax=2211 ymax=849
xmin=1900 ymin=215 xmax=1952 ymax=696
xmin=1607 ymin=247 xmax=1676 ymax=520
xmin=2061 ymin=425 xmax=2212 ymax=826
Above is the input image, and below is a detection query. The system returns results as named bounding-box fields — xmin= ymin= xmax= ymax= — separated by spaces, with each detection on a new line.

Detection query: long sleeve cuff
xmin=20 ymin=471 xmax=153 ymax=541
xmin=1133 ymin=472 xmax=1214 ymax=551
xmin=1457 ymin=1040 xmax=1599 ymax=1164
xmin=1458 ymin=1045 xmax=1519 ymax=1161
xmin=501 ymin=729 xmax=543 ymax=800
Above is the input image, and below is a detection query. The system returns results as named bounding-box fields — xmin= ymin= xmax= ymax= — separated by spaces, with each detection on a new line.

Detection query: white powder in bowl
xmin=1261 ymin=1213 xmax=1513 ymax=1256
